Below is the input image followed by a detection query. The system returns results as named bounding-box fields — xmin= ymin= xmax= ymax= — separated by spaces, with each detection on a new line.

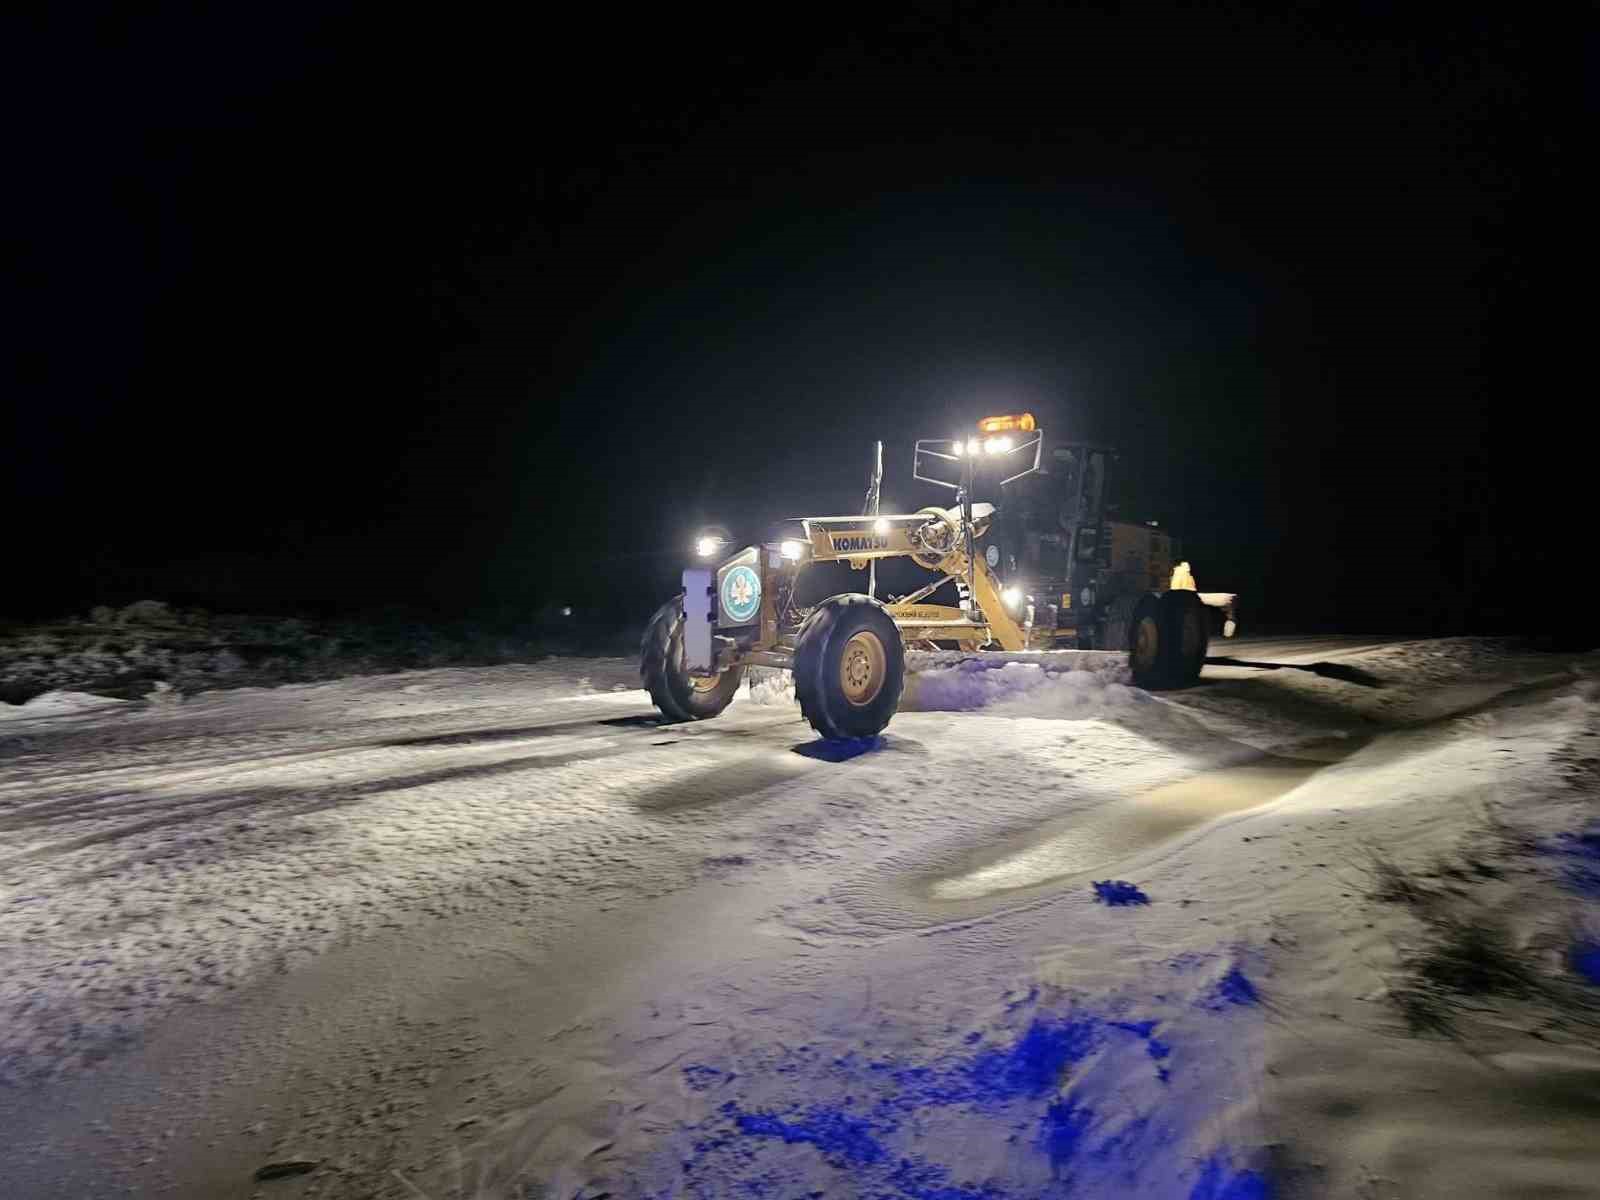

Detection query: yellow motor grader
xmin=641 ymin=414 xmax=1238 ymax=738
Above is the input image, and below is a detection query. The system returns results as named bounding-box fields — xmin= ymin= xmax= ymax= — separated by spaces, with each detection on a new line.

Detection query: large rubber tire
xmin=1128 ymin=592 xmax=1167 ymax=688
xmin=1099 ymin=593 xmax=1139 ymax=654
xmin=793 ymin=594 xmax=906 ymax=739
xmin=640 ymin=596 xmax=744 ymax=722
xmin=1159 ymin=588 xmax=1209 ymax=687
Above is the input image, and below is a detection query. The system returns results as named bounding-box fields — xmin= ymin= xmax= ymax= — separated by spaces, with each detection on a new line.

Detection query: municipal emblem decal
xmin=720 ymin=565 xmax=762 ymax=623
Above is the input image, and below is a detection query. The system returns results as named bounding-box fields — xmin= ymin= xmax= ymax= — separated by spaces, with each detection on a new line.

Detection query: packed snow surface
xmin=1 ymin=637 xmax=1597 ymax=1198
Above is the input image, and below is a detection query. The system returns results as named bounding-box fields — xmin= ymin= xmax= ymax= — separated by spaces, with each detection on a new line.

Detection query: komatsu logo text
xmin=830 ymin=533 xmax=889 ymax=552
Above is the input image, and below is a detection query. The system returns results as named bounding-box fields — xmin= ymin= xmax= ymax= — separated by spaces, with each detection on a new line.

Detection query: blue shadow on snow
xmin=658 ymin=968 xmax=1269 ymax=1199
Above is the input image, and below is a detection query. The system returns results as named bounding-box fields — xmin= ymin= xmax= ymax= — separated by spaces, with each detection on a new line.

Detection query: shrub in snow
xmin=211 ymin=649 xmax=245 ymax=674
xmin=118 ymin=599 xmax=174 ymax=626
xmin=145 ymin=680 xmax=182 ymax=707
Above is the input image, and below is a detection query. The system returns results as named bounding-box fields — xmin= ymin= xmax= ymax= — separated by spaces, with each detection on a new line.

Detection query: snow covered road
xmin=2 ymin=638 xmax=1598 ymax=1198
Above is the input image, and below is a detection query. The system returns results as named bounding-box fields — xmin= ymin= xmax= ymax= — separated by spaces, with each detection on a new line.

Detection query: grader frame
xmin=643 ymin=415 xmax=1223 ymax=738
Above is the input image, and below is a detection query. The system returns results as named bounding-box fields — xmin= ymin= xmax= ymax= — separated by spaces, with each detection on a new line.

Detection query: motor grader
xmin=641 ymin=414 xmax=1238 ymax=738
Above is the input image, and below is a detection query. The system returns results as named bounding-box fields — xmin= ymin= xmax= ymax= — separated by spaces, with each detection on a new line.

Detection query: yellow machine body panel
xmin=800 ymin=508 xmax=1031 ymax=651
xmin=1108 ymin=521 xmax=1177 ymax=593
xmin=803 ymin=515 xmax=924 ymax=565
xmin=883 ymin=603 xmax=966 ymax=623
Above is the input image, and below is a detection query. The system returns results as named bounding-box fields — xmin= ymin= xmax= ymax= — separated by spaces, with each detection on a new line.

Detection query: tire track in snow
xmin=0 ymin=692 xmax=650 ymax=792
xmin=0 ymin=681 xmax=818 ymax=1085
xmin=2 ymin=743 xmax=647 ymax=870
xmin=0 ymin=712 xmax=642 ymax=833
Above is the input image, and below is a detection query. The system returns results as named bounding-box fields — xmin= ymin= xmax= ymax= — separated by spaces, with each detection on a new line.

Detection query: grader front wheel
xmin=640 ymin=596 xmax=744 ymax=722
xmin=793 ymin=595 xmax=906 ymax=739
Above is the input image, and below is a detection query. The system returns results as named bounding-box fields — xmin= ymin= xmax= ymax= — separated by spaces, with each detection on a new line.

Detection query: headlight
xmin=1002 ymin=586 xmax=1023 ymax=610
xmin=780 ymin=539 xmax=805 ymax=561
xmin=696 ymin=535 xmax=723 ymax=558
xmin=983 ymin=435 xmax=1014 ymax=454
xmin=872 ymin=517 xmax=890 ymax=535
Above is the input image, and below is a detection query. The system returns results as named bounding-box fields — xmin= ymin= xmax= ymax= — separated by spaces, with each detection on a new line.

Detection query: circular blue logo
xmin=720 ymin=565 xmax=762 ymax=623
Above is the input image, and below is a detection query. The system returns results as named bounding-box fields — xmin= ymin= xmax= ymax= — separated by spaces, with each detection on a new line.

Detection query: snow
xmin=902 ymin=656 xmax=1143 ymax=715
xmin=0 ymin=638 xmax=1597 ymax=1198
xmin=0 ymin=689 xmax=131 ymax=719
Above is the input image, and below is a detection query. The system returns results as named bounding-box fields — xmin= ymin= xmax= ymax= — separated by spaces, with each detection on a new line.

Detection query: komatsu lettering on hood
xmin=830 ymin=532 xmax=891 ymax=552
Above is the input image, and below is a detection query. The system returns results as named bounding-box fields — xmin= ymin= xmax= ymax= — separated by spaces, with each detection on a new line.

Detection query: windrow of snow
xmin=0 ymin=691 xmax=130 ymax=720
xmin=903 ymin=658 xmax=1141 ymax=716
xmin=742 ymin=657 xmax=1140 ymax=718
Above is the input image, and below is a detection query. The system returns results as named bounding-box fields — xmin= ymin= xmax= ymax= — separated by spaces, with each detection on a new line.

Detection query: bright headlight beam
xmin=873 ymin=517 xmax=890 ymax=535
xmin=696 ymin=536 xmax=720 ymax=558
xmin=1002 ymin=586 xmax=1022 ymax=609
xmin=780 ymin=539 xmax=804 ymax=560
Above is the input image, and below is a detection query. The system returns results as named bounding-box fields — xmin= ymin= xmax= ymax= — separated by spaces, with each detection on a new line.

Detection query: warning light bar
xmin=976 ymin=412 xmax=1036 ymax=434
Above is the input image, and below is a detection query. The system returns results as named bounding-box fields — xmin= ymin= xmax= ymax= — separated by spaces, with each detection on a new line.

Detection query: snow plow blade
xmin=904 ymin=649 xmax=1128 ymax=679
xmin=899 ymin=649 xmax=1129 ymax=711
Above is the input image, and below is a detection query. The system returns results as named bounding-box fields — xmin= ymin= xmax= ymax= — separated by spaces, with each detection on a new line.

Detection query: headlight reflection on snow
xmin=925 ymin=755 xmax=1326 ymax=900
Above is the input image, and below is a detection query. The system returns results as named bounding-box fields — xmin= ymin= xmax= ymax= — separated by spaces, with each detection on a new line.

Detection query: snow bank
xmin=6 ymin=639 xmax=1599 ymax=1199
xmin=742 ymin=667 xmax=796 ymax=706
xmin=0 ymin=690 xmax=129 ymax=719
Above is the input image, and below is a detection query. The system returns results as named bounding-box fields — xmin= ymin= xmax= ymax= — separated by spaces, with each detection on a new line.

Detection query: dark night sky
xmin=10 ymin=5 xmax=1583 ymax=631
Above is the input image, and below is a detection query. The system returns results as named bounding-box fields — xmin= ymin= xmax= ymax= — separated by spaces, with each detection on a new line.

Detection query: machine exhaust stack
xmin=864 ymin=439 xmax=883 ymax=601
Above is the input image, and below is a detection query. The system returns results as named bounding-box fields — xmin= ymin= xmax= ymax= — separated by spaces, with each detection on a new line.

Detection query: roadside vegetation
xmin=1358 ymin=827 xmax=1600 ymax=1040
xmin=0 ymin=601 xmax=639 ymax=706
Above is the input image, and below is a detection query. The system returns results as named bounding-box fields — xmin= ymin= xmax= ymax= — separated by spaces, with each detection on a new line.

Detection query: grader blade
xmin=904 ymin=649 xmax=1128 ymax=677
